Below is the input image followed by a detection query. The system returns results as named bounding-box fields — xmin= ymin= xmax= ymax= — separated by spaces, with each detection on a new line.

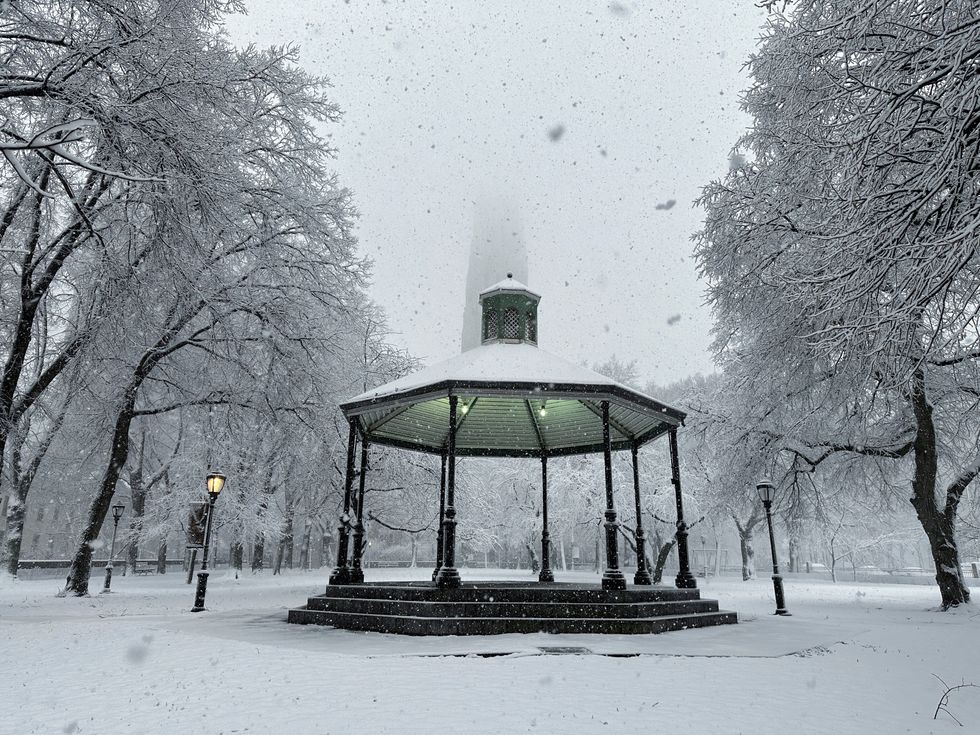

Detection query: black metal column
xmin=349 ymin=438 xmax=370 ymax=584
xmin=669 ymin=427 xmax=697 ymax=589
xmin=436 ymin=395 xmax=462 ymax=588
xmin=432 ymin=451 xmax=447 ymax=582
xmin=329 ymin=420 xmax=358 ymax=586
xmin=631 ymin=442 xmax=652 ymax=585
xmin=101 ymin=515 xmax=121 ymax=594
xmin=191 ymin=494 xmax=218 ymax=611
xmin=763 ymin=499 xmax=791 ymax=615
xmin=600 ymin=401 xmax=627 ymax=590
xmin=539 ymin=455 xmax=554 ymax=583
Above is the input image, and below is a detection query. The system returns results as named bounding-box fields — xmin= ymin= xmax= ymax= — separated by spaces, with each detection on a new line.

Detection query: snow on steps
xmin=287 ymin=581 xmax=738 ymax=636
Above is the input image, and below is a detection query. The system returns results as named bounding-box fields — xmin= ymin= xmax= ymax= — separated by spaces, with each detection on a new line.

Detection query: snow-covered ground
xmin=2 ymin=567 xmax=978 ymax=734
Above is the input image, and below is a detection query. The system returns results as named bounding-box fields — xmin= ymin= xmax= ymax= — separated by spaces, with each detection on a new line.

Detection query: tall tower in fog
xmin=461 ymin=196 xmax=529 ymax=351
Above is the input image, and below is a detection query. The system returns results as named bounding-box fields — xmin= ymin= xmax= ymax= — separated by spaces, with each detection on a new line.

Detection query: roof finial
xmin=507 ymin=272 xmax=513 ymax=279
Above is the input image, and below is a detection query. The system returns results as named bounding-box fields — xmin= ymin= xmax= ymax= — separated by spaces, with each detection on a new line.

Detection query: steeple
xmin=460 ymin=196 xmax=528 ymax=351
xmin=478 ymin=273 xmax=540 ymax=346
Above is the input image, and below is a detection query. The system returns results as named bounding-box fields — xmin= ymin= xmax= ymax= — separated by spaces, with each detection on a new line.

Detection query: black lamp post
xmin=101 ymin=504 xmax=125 ymax=594
xmin=757 ymin=478 xmax=790 ymax=616
xmin=191 ymin=472 xmax=226 ymax=612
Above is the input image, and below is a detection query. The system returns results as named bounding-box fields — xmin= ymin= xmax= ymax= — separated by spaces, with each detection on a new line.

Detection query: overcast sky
xmin=226 ymin=0 xmax=767 ymax=387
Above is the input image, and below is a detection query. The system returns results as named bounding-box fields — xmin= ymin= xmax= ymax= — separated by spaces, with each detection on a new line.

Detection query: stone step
xmin=287 ymin=607 xmax=738 ymax=636
xmin=304 ymin=595 xmax=719 ymax=619
xmin=318 ymin=582 xmax=701 ymax=604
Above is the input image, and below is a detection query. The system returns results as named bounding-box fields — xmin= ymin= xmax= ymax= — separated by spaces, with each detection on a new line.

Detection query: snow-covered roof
xmin=478 ymin=276 xmax=540 ymax=300
xmin=341 ymin=342 xmax=684 ymax=458
xmin=347 ymin=343 xmax=631 ymax=404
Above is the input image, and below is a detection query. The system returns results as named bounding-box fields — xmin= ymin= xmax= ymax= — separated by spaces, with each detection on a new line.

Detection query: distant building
xmin=460 ymin=196 xmax=529 ymax=351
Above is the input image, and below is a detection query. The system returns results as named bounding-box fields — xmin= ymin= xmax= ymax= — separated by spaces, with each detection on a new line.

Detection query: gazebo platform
xmin=287 ymin=581 xmax=737 ymax=636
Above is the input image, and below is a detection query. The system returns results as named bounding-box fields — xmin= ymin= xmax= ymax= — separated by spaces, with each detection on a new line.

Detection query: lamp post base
xmin=633 ymin=568 xmax=652 ymax=586
xmin=100 ymin=565 xmax=114 ymax=594
xmin=601 ymin=569 xmax=627 ymax=591
xmin=772 ymin=573 xmax=790 ymax=615
xmin=191 ymin=570 xmax=210 ymax=612
xmin=674 ymin=571 xmax=698 ymax=589
xmin=328 ymin=566 xmax=350 ymax=586
xmin=435 ymin=566 xmax=461 ymax=588
xmin=538 ymin=568 xmax=555 ymax=583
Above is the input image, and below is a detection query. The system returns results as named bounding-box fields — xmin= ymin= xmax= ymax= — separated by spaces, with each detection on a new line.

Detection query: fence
xmin=16 ymin=558 xmax=184 ymax=579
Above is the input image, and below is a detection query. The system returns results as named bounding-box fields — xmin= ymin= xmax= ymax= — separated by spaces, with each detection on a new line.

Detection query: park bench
xmin=133 ymin=565 xmax=155 ymax=576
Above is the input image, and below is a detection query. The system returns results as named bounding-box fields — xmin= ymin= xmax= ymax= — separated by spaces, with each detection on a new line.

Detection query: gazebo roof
xmin=341 ymin=341 xmax=685 ymax=458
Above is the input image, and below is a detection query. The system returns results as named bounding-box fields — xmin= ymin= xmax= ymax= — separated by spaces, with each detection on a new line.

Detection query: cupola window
xmin=485 ymin=310 xmax=498 ymax=340
xmin=503 ymin=308 xmax=520 ymax=339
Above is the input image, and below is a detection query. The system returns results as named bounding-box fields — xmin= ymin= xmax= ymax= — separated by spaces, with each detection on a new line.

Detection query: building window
xmin=503 ymin=308 xmax=520 ymax=339
xmin=485 ymin=310 xmax=498 ymax=340
xmin=526 ymin=312 xmax=537 ymax=342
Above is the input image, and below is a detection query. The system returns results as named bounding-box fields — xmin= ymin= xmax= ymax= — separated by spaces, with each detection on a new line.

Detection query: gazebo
xmin=289 ymin=277 xmax=736 ymax=635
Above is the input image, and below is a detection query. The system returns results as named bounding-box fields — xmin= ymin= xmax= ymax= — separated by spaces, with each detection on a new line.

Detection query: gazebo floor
xmin=287 ymin=581 xmax=737 ymax=636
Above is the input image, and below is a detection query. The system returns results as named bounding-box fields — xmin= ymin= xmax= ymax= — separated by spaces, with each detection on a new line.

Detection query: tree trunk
xmin=915 ymin=506 xmax=969 ymax=607
xmin=739 ymin=532 xmax=756 ymax=581
xmin=652 ymin=539 xmax=676 ymax=584
xmin=250 ymin=482 xmax=271 ymax=572
xmin=127 ymin=482 xmax=146 ymax=575
xmin=251 ymin=534 xmax=264 ymax=572
xmin=63 ymin=399 xmax=137 ymax=596
xmin=524 ymin=540 xmax=539 ymax=573
xmin=733 ymin=512 xmax=762 ymax=582
xmin=298 ymin=520 xmax=312 ymax=570
xmin=231 ymin=540 xmax=244 ymax=573
xmin=156 ymin=539 xmax=167 ymax=574
xmin=273 ymin=542 xmax=284 ymax=575
xmin=283 ymin=514 xmax=294 ymax=569
xmin=2 ymin=401 xmax=68 ymax=576
xmin=909 ymin=370 xmax=969 ymax=608
xmin=320 ymin=528 xmax=331 ymax=569
xmin=3 ymin=494 xmax=26 ymax=577
xmin=593 ymin=520 xmax=601 ymax=573
xmin=788 ymin=534 xmax=800 ymax=573
xmin=409 ymin=535 xmax=418 ymax=567
xmin=0 ymin=169 xmax=59 ymax=482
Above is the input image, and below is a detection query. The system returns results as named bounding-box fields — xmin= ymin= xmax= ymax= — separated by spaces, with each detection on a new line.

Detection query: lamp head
xmin=206 ymin=472 xmax=226 ymax=498
xmin=756 ymin=478 xmax=775 ymax=505
xmin=111 ymin=504 xmax=125 ymax=522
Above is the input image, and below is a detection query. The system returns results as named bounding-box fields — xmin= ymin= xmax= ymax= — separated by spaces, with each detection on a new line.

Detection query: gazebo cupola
xmin=479 ymin=273 xmax=540 ymax=345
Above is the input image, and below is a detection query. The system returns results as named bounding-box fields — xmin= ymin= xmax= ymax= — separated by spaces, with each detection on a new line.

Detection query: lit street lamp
xmin=101 ymin=504 xmax=125 ymax=594
xmin=757 ymin=478 xmax=790 ymax=616
xmin=191 ymin=472 xmax=226 ymax=612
